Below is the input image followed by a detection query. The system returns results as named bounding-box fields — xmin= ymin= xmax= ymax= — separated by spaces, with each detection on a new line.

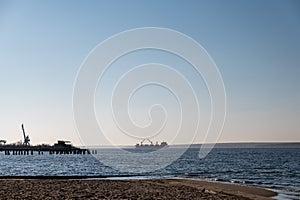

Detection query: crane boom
xmin=21 ymin=124 xmax=26 ymax=140
xmin=21 ymin=124 xmax=30 ymax=145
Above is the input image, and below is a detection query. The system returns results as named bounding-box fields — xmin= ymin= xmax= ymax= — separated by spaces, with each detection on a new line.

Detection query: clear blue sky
xmin=0 ymin=0 xmax=299 ymax=145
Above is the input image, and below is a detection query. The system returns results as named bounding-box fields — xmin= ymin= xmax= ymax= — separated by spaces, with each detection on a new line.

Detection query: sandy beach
xmin=0 ymin=178 xmax=276 ymax=199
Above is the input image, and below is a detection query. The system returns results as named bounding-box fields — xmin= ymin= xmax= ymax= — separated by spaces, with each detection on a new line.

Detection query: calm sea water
xmin=0 ymin=147 xmax=299 ymax=199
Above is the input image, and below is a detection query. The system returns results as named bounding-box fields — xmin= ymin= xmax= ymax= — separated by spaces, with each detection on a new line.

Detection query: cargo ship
xmin=135 ymin=139 xmax=168 ymax=149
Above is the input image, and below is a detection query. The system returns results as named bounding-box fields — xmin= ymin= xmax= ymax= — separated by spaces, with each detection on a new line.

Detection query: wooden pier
xmin=0 ymin=124 xmax=97 ymax=156
xmin=0 ymin=140 xmax=96 ymax=155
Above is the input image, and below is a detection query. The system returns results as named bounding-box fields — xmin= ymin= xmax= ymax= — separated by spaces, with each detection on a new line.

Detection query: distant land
xmin=88 ymin=142 xmax=300 ymax=149
xmin=185 ymin=142 xmax=300 ymax=149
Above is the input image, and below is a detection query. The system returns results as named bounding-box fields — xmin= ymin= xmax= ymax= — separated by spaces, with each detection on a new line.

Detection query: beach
xmin=0 ymin=178 xmax=276 ymax=199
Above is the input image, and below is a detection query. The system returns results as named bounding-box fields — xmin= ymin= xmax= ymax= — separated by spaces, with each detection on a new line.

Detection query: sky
xmin=0 ymin=0 xmax=299 ymax=146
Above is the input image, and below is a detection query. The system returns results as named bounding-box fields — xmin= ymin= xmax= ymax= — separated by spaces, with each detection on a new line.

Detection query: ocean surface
xmin=0 ymin=145 xmax=299 ymax=200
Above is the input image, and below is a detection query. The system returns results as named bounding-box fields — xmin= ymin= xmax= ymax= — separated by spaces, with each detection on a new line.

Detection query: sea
xmin=0 ymin=143 xmax=299 ymax=200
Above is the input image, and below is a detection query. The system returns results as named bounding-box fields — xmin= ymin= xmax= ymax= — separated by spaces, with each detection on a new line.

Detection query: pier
xmin=0 ymin=124 xmax=96 ymax=156
xmin=0 ymin=140 xmax=96 ymax=155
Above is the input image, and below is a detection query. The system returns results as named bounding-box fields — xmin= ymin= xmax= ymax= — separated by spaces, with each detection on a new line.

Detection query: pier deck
xmin=0 ymin=141 xmax=96 ymax=155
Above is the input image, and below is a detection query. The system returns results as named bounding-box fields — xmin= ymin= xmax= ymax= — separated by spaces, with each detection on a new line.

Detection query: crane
xmin=140 ymin=139 xmax=154 ymax=146
xmin=21 ymin=124 xmax=30 ymax=146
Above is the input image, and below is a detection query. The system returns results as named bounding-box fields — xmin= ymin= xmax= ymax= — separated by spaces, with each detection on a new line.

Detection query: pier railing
xmin=0 ymin=144 xmax=96 ymax=155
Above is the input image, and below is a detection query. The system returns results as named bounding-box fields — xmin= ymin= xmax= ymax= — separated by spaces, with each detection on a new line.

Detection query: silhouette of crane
xmin=140 ymin=139 xmax=154 ymax=146
xmin=21 ymin=124 xmax=30 ymax=146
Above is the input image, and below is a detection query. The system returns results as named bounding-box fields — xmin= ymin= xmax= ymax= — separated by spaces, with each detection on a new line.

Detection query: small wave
xmin=230 ymin=179 xmax=246 ymax=184
xmin=180 ymin=173 xmax=222 ymax=182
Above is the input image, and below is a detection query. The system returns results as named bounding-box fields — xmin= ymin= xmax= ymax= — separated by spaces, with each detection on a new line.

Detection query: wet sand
xmin=0 ymin=178 xmax=276 ymax=199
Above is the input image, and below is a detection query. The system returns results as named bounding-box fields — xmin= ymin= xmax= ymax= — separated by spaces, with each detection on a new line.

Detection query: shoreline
xmin=0 ymin=178 xmax=277 ymax=199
